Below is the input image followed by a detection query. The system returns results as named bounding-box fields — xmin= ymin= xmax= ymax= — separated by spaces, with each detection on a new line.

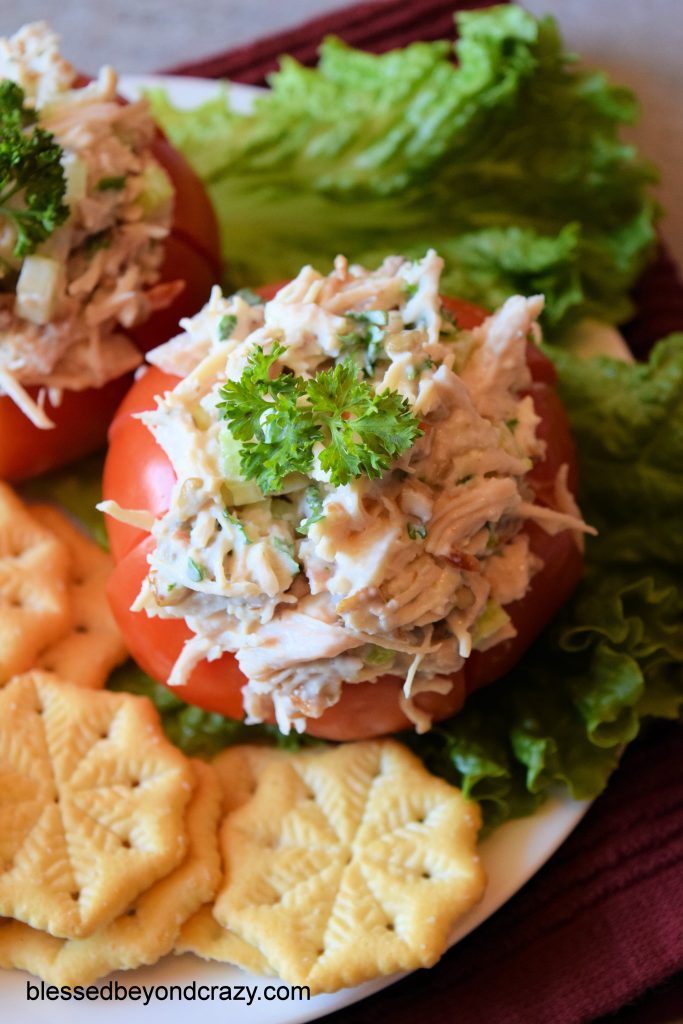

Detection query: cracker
xmin=0 ymin=760 xmax=220 ymax=986
xmin=30 ymin=505 xmax=128 ymax=690
xmin=0 ymin=484 xmax=72 ymax=684
xmin=176 ymin=904 xmax=275 ymax=977
xmin=175 ymin=746 xmax=283 ymax=975
xmin=0 ymin=671 xmax=194 ymax=939
xmin=213 ymin=744 xmax=288 ymax=815
xmin=212 ymin=740 xmax=485 ymax=993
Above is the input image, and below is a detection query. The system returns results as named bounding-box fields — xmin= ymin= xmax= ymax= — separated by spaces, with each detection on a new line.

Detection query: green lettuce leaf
xmin=150 ymin=4 xmax=658 ymax=336
xmin=550 ymin=335 xmax=683 ymax=565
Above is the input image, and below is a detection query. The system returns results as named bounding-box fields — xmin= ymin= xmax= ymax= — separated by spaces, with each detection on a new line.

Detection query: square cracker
xmin=0 ymin=760 xmax=221 ymax=986
xmin=0 ymin=484 xmax=72 ymax=684
xmin=212 ymin=740 xmax=485 ymax=993
xmin=0 ymin=672 xmax=194 ymax=939
xmin=31 ymin=505 xmax=128 ymax=689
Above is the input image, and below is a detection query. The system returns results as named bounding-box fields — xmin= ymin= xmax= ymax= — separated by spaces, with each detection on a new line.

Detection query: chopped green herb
xmin=406 ymin=357 xmax=435 ymax=382
xmin=440 ymin=307 xmax=462 ymax=337
xmin=218 ymin=346 xmax=421 ymax=493
xmin=95 ymin=175 xmax=126 ymax=192
xmin=222 ymin=509 xmax=251 ymax=544
xmin=297 ymin=484 xmax=325 ymax=535
xmin=272 ymin=536 xmax=295 ymax=557
xmin=403 ymin=282 xmax=418 ymax=299
xmin=0 ymin=81 xmax=68 ymax=257
xmin=407 ymin=521 xmax=428 ymax=540
xmin=83 ymin=230 xmax=111 ymax=257
xmin=232 ymin=287 xmax=262 ymax=306
xmin=218 ymin=313 xmax=237 ymax=340
xmin=457 ymin=474 xmax=474 ymax=485
xmin=187 ymin=557 xmax=205 ymax=582
xmin=338 ymin=309 xmax=389 ymax=377
xmin=506 ymin=418 xmax=519 ymax=431
xmin=485 ymin=523 xmax=500 ymax=550
xmin=272 ymin=535 xmax=299 ymax=573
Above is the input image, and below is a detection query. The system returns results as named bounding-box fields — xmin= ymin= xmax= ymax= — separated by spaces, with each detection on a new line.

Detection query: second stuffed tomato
xmin=0 ymin=24 xmax=220 ymax=481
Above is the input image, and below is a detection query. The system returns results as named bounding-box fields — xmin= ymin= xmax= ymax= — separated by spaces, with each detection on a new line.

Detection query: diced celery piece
xmin=472 ymin=599 xmax=511 ymax=649
xmin=15 ymin=256 xmax=63 ymax=324
xmin=138 ymin=161 xmax=174 ymax=215
xmin=219 ymin=427 xmax=263 ymax=505
xmin=365 ymin=645 xmax=396 ymax=667
xmin=61 ymin=154 xmax=88 ymax=204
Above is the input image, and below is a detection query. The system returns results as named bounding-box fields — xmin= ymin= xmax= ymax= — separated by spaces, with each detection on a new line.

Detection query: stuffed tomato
xmin=0 ymin=23 xmax=220 ymax=480
xmin=102 ymin=251 xmax=590 ymax=741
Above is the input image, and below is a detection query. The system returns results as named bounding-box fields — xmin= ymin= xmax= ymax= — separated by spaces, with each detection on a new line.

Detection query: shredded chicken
xmin=0 ymin=23 xmax=178 ymax=426
xmin=104 ymin=251 xmax=592 ymax=733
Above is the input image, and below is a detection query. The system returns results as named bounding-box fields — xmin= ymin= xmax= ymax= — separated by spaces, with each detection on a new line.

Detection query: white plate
xmin=3 ymin=74 xmax=592 ymax=1024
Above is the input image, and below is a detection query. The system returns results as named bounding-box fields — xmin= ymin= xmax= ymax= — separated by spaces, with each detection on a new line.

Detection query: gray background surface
xmin=1 ymin=0 xmax=680 ymax=269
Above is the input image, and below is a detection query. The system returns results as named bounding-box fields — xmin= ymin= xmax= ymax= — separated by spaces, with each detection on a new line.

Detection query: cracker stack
xmin=0 ymin=484 xmax=127 ymax=690
xmin=0 ymin=673 xmax=221 ymax=985
xmin=0 ymin=481 xmax=487 ymax=993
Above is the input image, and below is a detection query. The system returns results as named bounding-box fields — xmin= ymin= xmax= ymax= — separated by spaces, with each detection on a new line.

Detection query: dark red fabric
xmin=162 ymin=0 xmax=492 ymax=82
xmin=158 ymin=2 xmax=683 ymax=1021
xmin=622 ymin=243 xmax=683 ymax=357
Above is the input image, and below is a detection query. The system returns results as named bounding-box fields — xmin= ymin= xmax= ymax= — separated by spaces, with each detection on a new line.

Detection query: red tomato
xmin=0 ymin=375 xmax=132 ymax=482
xmin=103 ymin=365 xmax=179 ymax=561
xmin=0 ymin=98 xmax=220 ymax=482
xmin=103 ymin=292 xmax=583 ymax=740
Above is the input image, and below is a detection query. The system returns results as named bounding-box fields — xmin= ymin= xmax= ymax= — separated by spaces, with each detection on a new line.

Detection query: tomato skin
xmin=0 ymin=375 xmax=132 ymax=482
xmin=103 ymin=290 xmax=583 ymax=740
xmin=103 ymin=366 xmax=179 ymax=562
xmin=1 ymin=89 xmax=220 ymax=482
xmin=126 ymin=234 xmax=218 ymax=356
xmin=148 ymin=134 xmax=221 ymax=276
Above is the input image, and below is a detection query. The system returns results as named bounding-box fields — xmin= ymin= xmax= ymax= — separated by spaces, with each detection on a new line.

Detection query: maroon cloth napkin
xmin=163 ymin=2 xmax=683 ymax=1020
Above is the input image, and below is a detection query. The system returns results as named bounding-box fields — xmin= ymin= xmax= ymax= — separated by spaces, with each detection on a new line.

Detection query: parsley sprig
xmin=217 ymin=344 xmax=421 ymax=494
xmin=0 ymin=82 xmax=68 ymax=258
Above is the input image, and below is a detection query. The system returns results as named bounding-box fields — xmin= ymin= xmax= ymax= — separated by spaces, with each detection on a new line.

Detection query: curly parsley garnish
xmin=0 ymin=82 xmax=68 ymax=258
xmin=217 ymin=343 xmax=421 ymax=494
